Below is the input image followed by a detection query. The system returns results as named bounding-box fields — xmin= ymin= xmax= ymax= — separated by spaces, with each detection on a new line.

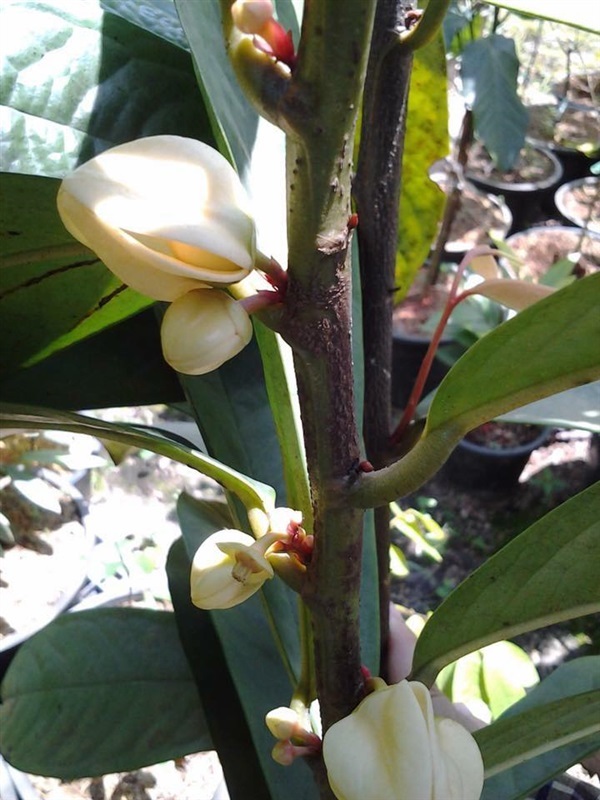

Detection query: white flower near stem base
xmin=57 ymin=136 xmax=256 ymax=301
xmin=191 ymin=529 xmax=278 ymax=610
xmin=161 ymin=289 xmax=253 ymax=375
xmin=322 ymin=679 xmax=484 ymax=800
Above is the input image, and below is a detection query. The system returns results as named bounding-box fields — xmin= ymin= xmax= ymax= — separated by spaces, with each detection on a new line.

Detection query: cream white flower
xmin=57 ymin=136 xmax=256 ymax=301
xmin=190 ymin=529 xmax=275 ymax=610
xmin=322 ymin=679 xmax=484 ymax=800
xmin=160 ymin=288 xmax=253 ymax=375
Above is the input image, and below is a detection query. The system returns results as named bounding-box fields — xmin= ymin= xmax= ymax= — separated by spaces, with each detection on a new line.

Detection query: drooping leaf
xmin=486 ymin=0 xmax=600 ymax=34
xmin=0 ymin=609 xmax=211 ymax=778
xmin=479 ymin=657 xmax=600 ymax=799
xmin=411 ymin=482 xmax=600 ymax=686
xmin=426 ymin=273 xmax=600 ymax=441
xmin=173 ymin=498 xmax=317 ymax=800
xmin=0 ymin=404 xmax=275 ymax=512
xmin=461 ymin=35 xmax=528 ymax=171
xmin=395 ymin=31 xmax=448 ymax=300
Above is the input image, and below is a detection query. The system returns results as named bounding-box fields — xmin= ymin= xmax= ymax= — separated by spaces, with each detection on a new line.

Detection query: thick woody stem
xmin=354 ymin=0 xmax=414 ymax=674
xmin=277 ymin=1 xmax=377 ymax=744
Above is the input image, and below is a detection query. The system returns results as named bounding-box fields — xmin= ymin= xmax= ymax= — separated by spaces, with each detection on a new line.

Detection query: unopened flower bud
xmin=57 ymin=136 xmax=256 ymax=301
xmin=322 ymin=679 xmax=483 ymax=800
xmin=161 ymin=289 xmax=252 ymax=375
xmin=231 ymin=0 xmax=274 ymax=33
xmin=265 ymin=707 xmax=302 ymax=740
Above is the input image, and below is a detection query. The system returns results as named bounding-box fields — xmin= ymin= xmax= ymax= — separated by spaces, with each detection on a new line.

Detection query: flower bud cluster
xmin=231 ymin=0 xmax=296 ymax=69
xmin=57 ymin=135 xmax=264 ymax=375
xmin=265 ymin=706 xmax=321 ymax=765
xmin=190 ymin=507 xmax=311 ymax=610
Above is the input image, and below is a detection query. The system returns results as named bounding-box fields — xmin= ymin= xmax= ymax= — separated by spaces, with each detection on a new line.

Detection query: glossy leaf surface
xmin=480 ymin=657 xmax=600 ymax=799
xmin=412 ymin=483 xmax=600 ymax=685
xmin=0 ymin=609 xmax=211 ymax=778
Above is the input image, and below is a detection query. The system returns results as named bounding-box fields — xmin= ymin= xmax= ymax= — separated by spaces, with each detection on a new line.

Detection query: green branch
xmin=399 ymin=0 xmax=451 ymax=51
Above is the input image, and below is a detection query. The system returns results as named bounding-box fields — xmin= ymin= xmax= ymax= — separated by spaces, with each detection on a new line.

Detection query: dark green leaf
xmin=479 ymin=657 xmax=600 ymax=799
xmin=412 ymin=483 xmax=600 ymax=685
xmin=100 ymin=0 xmax=188 ymax=48
xmin=0 ymin=309 xmax=184 ymax=409
xmin=180 ymin=335 xmax=287 ymax=505
xmin=0 ymin=608 xmax=211 ymax=778
xmin=462 ymin=35 xmax=528 ymax=170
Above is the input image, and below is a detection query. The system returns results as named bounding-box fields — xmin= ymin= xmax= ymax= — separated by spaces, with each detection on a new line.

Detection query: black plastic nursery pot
xmin=465 ymin=144 xmax=563 ymax=233
xmin=554 ymin=177 xmax=600 ymax=234
xmin=441 ymin=424 xmax=551 ymax=491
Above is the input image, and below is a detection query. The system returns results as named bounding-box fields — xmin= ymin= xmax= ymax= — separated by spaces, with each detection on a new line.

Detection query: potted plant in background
xmin=555 ymin=174 xmax=600 ymax=233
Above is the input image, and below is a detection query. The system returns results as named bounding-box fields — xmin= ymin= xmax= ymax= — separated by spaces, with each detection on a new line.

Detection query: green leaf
xmin=439 ymin=641 xmax=539 ymax=722
xmin=173 ymin=500 xmax=317 ymax=800
xmin=461 ymin=35 xmax=528 ymax=171
xmin=480 ymin=641 xmax=539 ymax=720
xmin=396 ymin=31 xmax=448 ymax=300
xmin=179 ymin=336 xmax=287 ymax=505
xmin=476 ymin=691 xmax=600 ymax=786
xmin=0 ymin=608 xmax=211 ymax=778
xmin=0 ymin=404 xmax=275 ymax=512
xmin=479 ymin=657 xmax=600 ymax=799
xmin=1 ymin=0 xmax=211 ymax=178
xmin=498 ymin=382 xmax=600 ymax=433
xmin=0 ymin=310 xmax=184 ymax=409
xmin=254 ymin=322 xmax=312 ymax=523
xmin=0 ymin=174 xmax=153 ymax=376
xmin=486 ymin=0 xmax=600 ymax=34
xmin=411 ymin=482 xmax=600 ymax=686
xmin=99 ymin=0 xmax=189 ymax=48
xmin=426 ymin=273 xmax=600 ymax=441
